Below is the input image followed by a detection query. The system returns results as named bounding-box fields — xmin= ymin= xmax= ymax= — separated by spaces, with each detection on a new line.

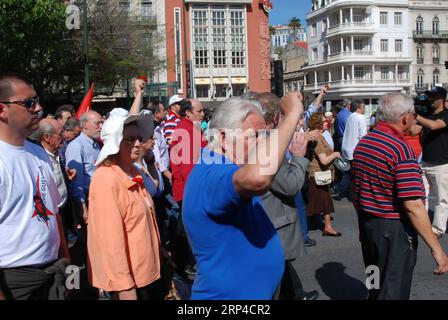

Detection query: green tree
xmin=0 ymin=0 xmax=83 ymax=97
xmin=269 ymin=25 xmax=276 ymax=36
xmin=288 ymin=17 xmax=301 ymax=30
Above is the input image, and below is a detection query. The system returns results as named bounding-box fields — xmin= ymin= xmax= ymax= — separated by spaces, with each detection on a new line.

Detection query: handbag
xmin=314 ymin=170 xmax=333 ymax=186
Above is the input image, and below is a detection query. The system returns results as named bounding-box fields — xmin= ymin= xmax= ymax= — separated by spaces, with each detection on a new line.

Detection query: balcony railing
xmin=413 ymin=31 xmax=448 ymax=39
xmin=327 ymin=50 xmax=373 ymax=61
xmin=433 ymin=58 xmax=440 ymax=65
xmin=327 ymin=22 xmax=374 ymax=36
xmin=305 ymin=78 xmax=411 ymax=90
xmin=417 ymin=57 xmax=424 ymax=64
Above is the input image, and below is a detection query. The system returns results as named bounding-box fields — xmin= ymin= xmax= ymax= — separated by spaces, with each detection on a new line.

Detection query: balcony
xmin=433 ymin=58 xmax=440 ymax=65
xmin=413 ymin=30 xmax=448 ymax=39
xmin=417 ymin=58 xmax=424 ymax=64
xmin=327 ymin=22 xmax=375 ymax=37
xmin=327 ymin=50 xmax=373 ymax=62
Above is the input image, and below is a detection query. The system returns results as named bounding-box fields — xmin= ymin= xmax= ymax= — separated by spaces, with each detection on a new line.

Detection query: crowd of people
xmin=0 ymin=71 xmax=447 ymax=301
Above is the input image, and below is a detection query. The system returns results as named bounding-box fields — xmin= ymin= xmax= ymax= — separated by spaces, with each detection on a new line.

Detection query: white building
xmin=271 ymin=25 xmax=307 ymax=50
xmin=303 ymin=0 xmax=413 ymax=115
xmin=409 ymin=0 xmax=448 ymax=93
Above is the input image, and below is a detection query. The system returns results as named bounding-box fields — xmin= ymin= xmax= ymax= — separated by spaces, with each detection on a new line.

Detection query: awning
xmin=231 ymin=77 xmax=247 ymax=84
xmin=214 ymin=78 xmax=229 ymax=84
xmin=194 ymin=78 xmax=210 ymax=85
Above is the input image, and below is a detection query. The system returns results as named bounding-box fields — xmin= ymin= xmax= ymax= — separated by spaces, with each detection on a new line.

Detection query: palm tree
xmin=288 ymin=17 xmax=301 ymax=30
xmin=269 ymin=25 xmax=276 ymax=36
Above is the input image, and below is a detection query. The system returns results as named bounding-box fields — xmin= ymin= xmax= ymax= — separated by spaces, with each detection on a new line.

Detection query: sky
xmin=268 ymin=0 xmax=311 ymax=27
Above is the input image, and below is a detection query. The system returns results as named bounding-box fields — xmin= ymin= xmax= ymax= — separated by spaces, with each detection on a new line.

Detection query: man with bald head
xmin=0 ymin=73 xmax=69 ymax=300
xmin=65 ymin=111 xmax=103 ymax=224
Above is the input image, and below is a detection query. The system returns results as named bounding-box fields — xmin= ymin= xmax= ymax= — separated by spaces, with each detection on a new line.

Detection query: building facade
xmin=271 ymin=25 xmax=307 ymax=50
xmin=164 ymin=0 xmax=272 ymax=106
xmin=409 ymin=0 xmax=448 ymax=93
xmin=303 ymin=0 xmax=413 ymax=115
xmin=281 ymin=42 xmax=308 ymax=95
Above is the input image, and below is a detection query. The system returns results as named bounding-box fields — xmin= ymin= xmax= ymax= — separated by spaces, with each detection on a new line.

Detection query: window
xmin=212 ymin=10 xmax=227 ymax=68
xmin=354 ymin=67 xmax=367 ymax=80
xmin=230 ymin=10 xmax=245 ymax=68
xmin=394 ymin=12 xmax=402 ymax=25
xmin=380 ymin=12 xmax=388 ymax=25
xmin=417 ymin=44 xmax=424 ymax=64
xmin=380 ymin=39 xmax=388 ymax=53
xmin=141 ymin=1 xmax=152 ymax=18
xmin=214 ymin=84 xmax=227 ymax=98
xmin=433 ymin=45 xmax=440 ymax=64
xmin=416 ymin=16 xmax=423 ymax=35
xmin=433 ymin=69 xmax=440 ymax=85
xmin=311 ymin=23 xmax=317 ymax=37
xmin=397 ymin=66 xmax=404 ymax=80
xmin=381 ymin=67 xmax=389 ymax=80
xmin=231 ymin=84 xmax=245 ymax=97
xmin=196 ymin=85 xmax=209 ymax=98
xmin=395 ymin=39 xmax=403 ymax=53
xmin=417 ymin=69 xmax=424 ymax=87
xmin=312 ymin=48 xmax=318 ymax=61
xmin=433 ymin=17 xmax=439 ymax=35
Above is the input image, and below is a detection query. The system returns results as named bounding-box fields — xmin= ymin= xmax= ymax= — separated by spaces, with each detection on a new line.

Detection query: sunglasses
xmin=0 ymin=96 xmax=40 ymax=110
xmin=122 ymin=136 xmax=143 ymax=145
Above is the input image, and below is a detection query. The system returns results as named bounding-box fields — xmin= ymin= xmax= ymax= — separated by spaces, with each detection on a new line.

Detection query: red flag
xmin=75 ymin=83 xmax=94 ymax=119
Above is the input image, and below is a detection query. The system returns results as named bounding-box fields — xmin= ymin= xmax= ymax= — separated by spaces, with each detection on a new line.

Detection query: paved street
xmin=296 ymin=196 xmax=448 ymax=300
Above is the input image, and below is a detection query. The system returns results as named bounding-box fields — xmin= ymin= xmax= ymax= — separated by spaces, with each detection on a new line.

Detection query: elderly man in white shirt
xmin=341 ymin=99 xmax=368 ymax=161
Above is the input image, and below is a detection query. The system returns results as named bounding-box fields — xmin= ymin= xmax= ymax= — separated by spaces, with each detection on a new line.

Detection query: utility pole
xmin=82 ymin=0 xmax=90 ymax=94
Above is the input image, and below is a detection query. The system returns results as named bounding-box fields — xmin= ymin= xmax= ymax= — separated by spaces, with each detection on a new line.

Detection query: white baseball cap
xmin=169 ymin=95 xmax=183 ymax=106
xmin=325 ymin=111 xmax=333 ymax=118
xmin=95 ymin=108 xmax=154 ymax=166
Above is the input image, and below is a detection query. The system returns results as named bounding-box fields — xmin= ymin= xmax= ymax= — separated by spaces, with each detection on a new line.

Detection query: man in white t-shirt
xmin=341 ymin=100 xmax=368 ymax=161
xmin=0 ymin=73 xmax=68 ymax=300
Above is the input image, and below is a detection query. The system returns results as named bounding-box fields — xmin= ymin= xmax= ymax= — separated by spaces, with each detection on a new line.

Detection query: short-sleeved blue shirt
xmin=182 ymin=148 xmax=284 ymax=300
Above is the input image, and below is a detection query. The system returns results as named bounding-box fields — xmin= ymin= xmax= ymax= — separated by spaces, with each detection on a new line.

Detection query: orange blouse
xmin=87 ymin=164 xmax=161 ymax=292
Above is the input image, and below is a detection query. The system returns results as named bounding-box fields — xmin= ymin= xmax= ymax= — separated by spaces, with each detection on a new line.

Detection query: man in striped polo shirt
xmin=162 ymin=95 xmax=183 ymax=146
xmin=351 ymin=92 xmax=448 ymax=300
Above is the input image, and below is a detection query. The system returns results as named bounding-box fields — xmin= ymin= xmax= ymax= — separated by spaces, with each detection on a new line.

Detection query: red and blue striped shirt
xmin=351 ymin=122 xmax=425 ymax=219
xmin=161 ymin=110 xmax=181 ymax=145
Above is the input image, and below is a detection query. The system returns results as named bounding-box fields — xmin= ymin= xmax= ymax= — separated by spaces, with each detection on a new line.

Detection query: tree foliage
xmin=0 ymin=0 xmax=165 ymax=98
xmin=0 ymin=0 xmax=83 ymax=97
xmin=83 ymin=0 xmax=165 ymax=95
xmin=288 ymin=17 xmax=301 ymax=30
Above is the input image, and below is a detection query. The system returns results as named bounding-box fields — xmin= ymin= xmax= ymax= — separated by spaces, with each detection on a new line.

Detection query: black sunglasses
xmin=0 ymin=96 xmax=40 ymax=110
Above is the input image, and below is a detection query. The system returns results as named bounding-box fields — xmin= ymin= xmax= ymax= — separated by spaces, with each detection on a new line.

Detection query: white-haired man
xmin=351 ymin=92 xmax=448 ymax=300
xmin=182 ymin=93 xmax=303 ymax=299
xmin=65 ymin=110 xmax=103 ymax=223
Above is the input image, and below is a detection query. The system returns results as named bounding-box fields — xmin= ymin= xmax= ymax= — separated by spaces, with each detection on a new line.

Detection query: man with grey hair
xmin=341 ymin=99 xmax=367 ymax=162
xmin=65 ymin=111 xmax=103 ymax=224
xmin=351 ymin=92 xmax=448 ymax=300
xmin=33 ymin=119 xmax=77 ymax=243
xmin=182 ymin=93 xmax=303 ymax=299
xmin=254 ymin=92 xmax=319 ymax=300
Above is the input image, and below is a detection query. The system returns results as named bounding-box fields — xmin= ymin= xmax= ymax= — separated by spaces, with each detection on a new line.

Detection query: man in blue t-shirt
xmin=183 ymin=93 xmax=304 ymax=299
xmin=334 ymin=98 xmax=352 ymax=150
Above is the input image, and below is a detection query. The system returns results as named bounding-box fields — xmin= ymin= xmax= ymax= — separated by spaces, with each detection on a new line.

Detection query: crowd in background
xmin=1 ymin=72 xmax=448 ymax=301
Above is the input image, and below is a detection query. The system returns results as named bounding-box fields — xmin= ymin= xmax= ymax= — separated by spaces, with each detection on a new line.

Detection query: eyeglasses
xmin=0 ymin=96 xmax=40 ymax=110
xmin=122 ymin=136 xmax=143 ymax=145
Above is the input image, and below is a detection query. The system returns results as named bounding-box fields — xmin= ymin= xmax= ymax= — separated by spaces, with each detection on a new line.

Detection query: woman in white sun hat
xmin=87 ymin=108 xmax=163 ymax=300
